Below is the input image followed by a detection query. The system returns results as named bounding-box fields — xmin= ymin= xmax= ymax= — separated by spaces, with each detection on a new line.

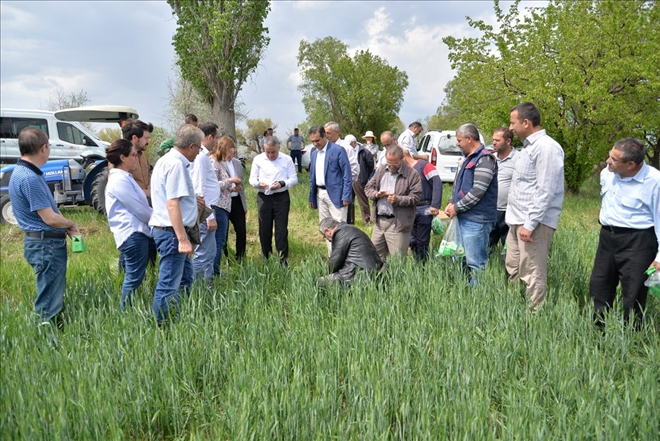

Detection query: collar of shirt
xmin=523 ymin=129 xmax=547 ymax=147
xmin=170 ymin=148 xmax=191 ymax=168
xmin=615 ymin=162 xmax=649 ymax=184
xmin=16 ymin=158 xmax=43 ymax=175
xmin=497 ymin=148 xmax=517 ymax=163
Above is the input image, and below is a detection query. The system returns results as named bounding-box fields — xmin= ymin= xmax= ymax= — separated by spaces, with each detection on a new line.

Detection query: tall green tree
xmin=168 ymin=0 xmax=271 ymax=139
xmin=443 ymin=0 xmax=659 ymax=192
xmin=298 ymin=36 xmax=409 ymax=138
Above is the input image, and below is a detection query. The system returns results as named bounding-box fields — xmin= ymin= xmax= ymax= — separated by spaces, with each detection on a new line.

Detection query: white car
xmin=417 ymin=130 xmax=486 ymax=183
xmin=301 ymin=143 xmax=313 ymax=171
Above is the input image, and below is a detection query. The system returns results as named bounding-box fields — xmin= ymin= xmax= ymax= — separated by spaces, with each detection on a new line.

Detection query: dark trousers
xmin=410 ymin=206 xmax=433 ymax=260
xmin=290 ymin=150 xmax=303 ymax=173
xmin=353 ymin=180 xmax=371 ymax=225
xmin=347 ymin=187 xmax=356 ymax=225
xmin=589 ymin=226 xmax=657 ymax=326
xmin=488 ymin=210 xmax=509 ymax=249
xmin=257 ymin=191 xmax=290 ymax=260
xmin=227 ymin=195 xmax=247 ymax=259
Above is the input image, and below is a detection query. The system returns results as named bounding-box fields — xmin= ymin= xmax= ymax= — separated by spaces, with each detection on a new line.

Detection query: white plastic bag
xmin=644 ymin=267 xmax=660 ymax=298
xmin=437 ymin=217 xmax=465 ymax=257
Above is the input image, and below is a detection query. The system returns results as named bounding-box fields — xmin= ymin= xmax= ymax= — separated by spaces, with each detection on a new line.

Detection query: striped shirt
xmin=453 ymin=154 xmax=497 ymax=213
xmin=505 ymin=129 xmax=564 ymax=230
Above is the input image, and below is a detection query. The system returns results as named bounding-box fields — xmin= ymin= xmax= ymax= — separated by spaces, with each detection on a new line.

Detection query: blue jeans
xmin=23 ymin=236 xmax=68 ymax=321
xmin=458 ymin=217 xmax=493 ymax=276
xmin=118 ymin=232 xmax=150 ymax=310
xmin=193 ymin=220 xmax=217 ymax=281
xmin=152 ymin=228 xmax=193 ymax=324
xmin=290 ymin=150 xmax=303 ymax=173
xmin=213 ymin=207 xmax=230 ymax=276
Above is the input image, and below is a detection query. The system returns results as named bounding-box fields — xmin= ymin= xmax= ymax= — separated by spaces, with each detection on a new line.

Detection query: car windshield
xmin=437 ymin=134 xmax=461 ymax=154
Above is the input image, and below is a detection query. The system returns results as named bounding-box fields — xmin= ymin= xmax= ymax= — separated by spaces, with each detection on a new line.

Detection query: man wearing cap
xmin=9 ymin=128 xmax=81 ymax=328
xmin=398 ymin=121 xmax=427 ymax=161
xmin=402 ymin=147 xmax=442 ymax=260
xmin=287 ymin=128 xmax=305 ymax=173
xmin=347 ymin=134 xmax=375 ymax=226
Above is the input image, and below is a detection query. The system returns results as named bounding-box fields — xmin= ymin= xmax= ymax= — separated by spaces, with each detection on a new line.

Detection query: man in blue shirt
xmin=8 ymin=128 xmax=80 ymax=327
xmin=590 ymin=138 xmax=660 ymax=329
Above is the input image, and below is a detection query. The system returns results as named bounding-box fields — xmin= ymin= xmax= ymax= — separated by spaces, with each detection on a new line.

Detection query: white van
xmin=0 ymin=106 xmax=138 ymax=163
xmin=417 ymin=130 xmax=486 ymax=183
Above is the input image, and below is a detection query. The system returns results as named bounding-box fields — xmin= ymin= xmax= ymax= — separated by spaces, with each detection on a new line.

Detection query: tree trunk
xmin=212 ymin=93 xmax=236 ymax=140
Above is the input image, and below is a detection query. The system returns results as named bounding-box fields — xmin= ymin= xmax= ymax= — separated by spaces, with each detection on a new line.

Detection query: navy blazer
xmin=309 ymin=141 xmax=353 ymax=209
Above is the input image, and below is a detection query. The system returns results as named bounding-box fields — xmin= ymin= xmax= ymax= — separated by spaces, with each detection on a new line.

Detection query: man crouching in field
xmin=317 ymin=217 xmax=384 ymax=287
xmin=8 ymin=128 xmax=81 ymax=328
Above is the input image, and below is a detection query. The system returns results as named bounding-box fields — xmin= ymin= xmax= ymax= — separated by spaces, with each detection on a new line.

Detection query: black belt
xmin=25 ymin=231 xmax=66 ymax=239
xmin=211 ymin=205 xmax=221 ymax=210
xmin=417 ymin=200 xmax=431 ymax=206
xmin=601 ymin=225 xmax=653 ymax=234
xmin=154 ymin=226 xmax=175 ymax=231
xmin=378 ymin=214 xmax=395 ymax=219
xmin=316 ymin=185 xmax=326 ymax=190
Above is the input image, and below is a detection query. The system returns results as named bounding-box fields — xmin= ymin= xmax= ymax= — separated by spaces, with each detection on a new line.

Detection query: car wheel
xmin=0 ymin=195 xmax=18 ymax=225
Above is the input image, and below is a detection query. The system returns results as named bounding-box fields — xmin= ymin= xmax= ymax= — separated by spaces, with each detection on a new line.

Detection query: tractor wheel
xmin=91 ymin=168 xmax=108 ymax=215
xmin=0 ymin=195 xmax=18 ymax=225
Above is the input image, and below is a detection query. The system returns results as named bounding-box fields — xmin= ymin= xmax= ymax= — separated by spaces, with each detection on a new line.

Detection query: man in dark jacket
xmin=347 ymin=135 xmax=375 ymax=226
xmin=317 ymin=218 xmax=384 ymax=287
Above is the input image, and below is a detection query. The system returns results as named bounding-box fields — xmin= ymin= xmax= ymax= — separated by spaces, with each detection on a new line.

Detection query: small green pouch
xmin=72 ymin=235 xmax=87 ymax=253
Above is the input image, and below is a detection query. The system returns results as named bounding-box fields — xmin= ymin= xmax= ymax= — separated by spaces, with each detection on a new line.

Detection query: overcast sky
xmin=1 ymin=1 xmax=545 ymax=137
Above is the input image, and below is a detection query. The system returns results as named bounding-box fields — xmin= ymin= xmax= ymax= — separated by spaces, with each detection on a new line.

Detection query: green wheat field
xmin=1 ymin=173 xmax=659 ymax=440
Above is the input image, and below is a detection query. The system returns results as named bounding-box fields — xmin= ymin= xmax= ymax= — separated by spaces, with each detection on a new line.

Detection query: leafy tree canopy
xmin=442 ymin=0 xmax=659 ymax=192
xmin=297 ymin=36 xmax=409 ymax=139
xmin=168 ymin=0 xmax=270 ymax=139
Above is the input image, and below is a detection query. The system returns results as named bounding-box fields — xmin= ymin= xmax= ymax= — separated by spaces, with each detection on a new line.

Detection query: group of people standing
xmin=8 ymin=102 xmax=660 ymax=330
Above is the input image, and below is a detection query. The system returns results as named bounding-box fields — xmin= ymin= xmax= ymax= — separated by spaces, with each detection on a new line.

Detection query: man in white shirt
xmin=590 ymin=138 xmax=660 ymax=329
xmin=149 ymin=124 xmax=204 ymax=325
xmin=189 ymin=122 xmax=221 ymax=281
xmin=325 ymin=121 xmax=359 ymax=224
xmin=398 ymin=121 xmax=426 ymax=160
xmin=489 ymin=127 xmax=517 ymax=249
xmin=506 ymin=102 xmax=564 ymax=312
xmin=249 ymin=136 xmax=298 ymax=264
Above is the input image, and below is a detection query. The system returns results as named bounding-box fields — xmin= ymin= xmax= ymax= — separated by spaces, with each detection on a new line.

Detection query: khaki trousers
xmin=505 ymin=223 xmax=556 ymax=310
xmin=371 ymin=216 xmax=410 ymax=262
xmin=317 ymin=188 xmax=347 ymax=254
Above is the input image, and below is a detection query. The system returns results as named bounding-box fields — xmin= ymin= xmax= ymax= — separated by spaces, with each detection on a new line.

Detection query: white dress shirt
xmin=599 ymin=163 xmax=660 ymax=261
xmin=397 ymin=129 xmax=418 ymax=156
xmin=505 ymin=129 xmax=564 ymax=230
xmin=149 ymin=149 xmax=198 ymax=228
xmin=105 ymin=168 xmax=153 ymax=248
xmin=249 ymin=151 xmax=298 ymax=194
xmin=189 ymin=145 xmax=220 ymax=220
xmin=315 ymin=146 xmax=327 ymax=187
